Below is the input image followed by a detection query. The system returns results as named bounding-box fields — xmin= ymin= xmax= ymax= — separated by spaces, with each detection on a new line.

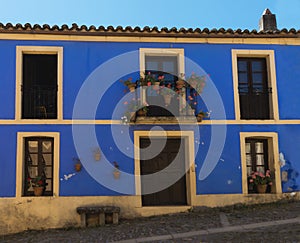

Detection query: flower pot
xmin=129 ymin=111 xmax=136 ymax=122
xmin=196 ymin=114 xmax=204 ymax=122
xmin=127 ymin=83 xmax=136 ymax=93
xmin=163 ymin=94 xmax=172 ymax=106
xmin=94 ymin=152 xmax=101 ymax=161
xmin=153 ymin=82 xmax=160 ymax=91
xmin=137 ymin=109 xmax=146 ymax=116
xmin=257 ymin=184 xmax=267 ymax=193
xmin=176 ymin=79 xmax=185 ymax=89
xmin=113 ymin=169 xmax=120 ymax=179
xmin=33 ymin=186 xmax=44 ymax=196
xmin=75 ymin=163 xmax=82 ymax=172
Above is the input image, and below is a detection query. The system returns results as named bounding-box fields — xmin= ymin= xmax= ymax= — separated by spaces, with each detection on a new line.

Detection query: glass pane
xmin=246 ymin=154 xmax=252 ymax=166
xmin=256 ymin=155 xmax=265 ymax=166
xmin=43 ymin=154 xmax=52 ymax=165
xmin=257 ymin=166 xmax=265 ymax=174
xmin=238 ymin=61 xmax=247 ymax=71
xmin=252 ymin=73 xmax=263 ymax=84
xmin=45 ymin=179 xmax=52 ymax=191
xmin=253 ymin=84 xmax=263 ymax=93
xmin=146 ymin=61 xmax=158 ymax=72
xmin=30 ymin=154 xmax=38 ymax=165
xmin=162 ymin=61 xmax=175 ymax=74
xmin=238 ymin=72 xmax=248 ymax=83
xmin=44 ymin=167 xmax=52 ymax=178
xmin=42 ymin=141 xmax=52 ymax=152
xmin=245 ymin=143 xmax=251 ymax=153
xmin=252 ymin=61 xmax=263 ymax=72
xmin=28 ymin=141 xmax=38 ymax=152
xmin=256 ymin=142 xmax=264 ymax=153
xmin=28 ymin=166 xmax=38 ymax=178
xmin=247 ymin=167 xmax=252 ymax=176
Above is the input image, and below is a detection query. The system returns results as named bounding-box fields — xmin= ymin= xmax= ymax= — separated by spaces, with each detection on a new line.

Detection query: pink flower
xmin=249 ymin=179 xmax=254 ymax=183
xmin=147 ymin=82 xmax=151 ymax=86
xmin=269 ymin=182 xmax=273 ymax=186
xmin=123 ymin=101 xmax=128 ymax=105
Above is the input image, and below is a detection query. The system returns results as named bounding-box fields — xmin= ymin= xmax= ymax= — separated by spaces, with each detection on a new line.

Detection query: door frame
xmin=134 ymin=131 xmax=196 ymax=207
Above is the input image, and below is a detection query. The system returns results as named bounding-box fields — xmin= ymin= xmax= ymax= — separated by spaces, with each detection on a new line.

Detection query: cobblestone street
xmin=1 ymin=199 xmax=300 ymax=242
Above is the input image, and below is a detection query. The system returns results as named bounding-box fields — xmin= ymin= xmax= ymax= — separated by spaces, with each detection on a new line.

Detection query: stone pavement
xmin=1 ymin=199 xmax=300 ymax=242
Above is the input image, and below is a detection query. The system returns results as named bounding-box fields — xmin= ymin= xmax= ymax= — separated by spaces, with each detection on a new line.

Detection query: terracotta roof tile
xmin=0 ymin=23 xmax=299 ymax=38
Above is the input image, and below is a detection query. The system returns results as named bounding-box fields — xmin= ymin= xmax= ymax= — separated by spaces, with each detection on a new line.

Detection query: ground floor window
xmin=240 ymin=133 xmax=282 ymax=194
xmin=16 ymin=132 xmax=59 ymax=197
xmin=23 ymin=137 xmax=54 ymax=196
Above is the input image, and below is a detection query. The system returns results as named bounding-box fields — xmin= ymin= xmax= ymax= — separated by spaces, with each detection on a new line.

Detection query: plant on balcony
xmin=160 ymin=83 xmax=176 ymax=106
xmin=196 ymin=110 xmax=209 ymax=122
xmin=121 ymin=77 xmax=136 ymax=92
xmin=122 ymin=98 xmax=149 ymax=123
xmin=186 ymin=72 xmax=206 ymax=94
xmin=137 ymin=72 xmax=157 ymax=86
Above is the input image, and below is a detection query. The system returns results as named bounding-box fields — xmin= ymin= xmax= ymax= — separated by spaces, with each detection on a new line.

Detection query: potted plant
xmin=28 ymin=176 xmax=45 ymax=196
xmin=121 ymin=77 xmax=136 ymax=92
xmin=160 ymin=83 xmax=175 ymax=106
xmin=176 ymin=73 xmax=186 ymax=89
xmin=248 ymin=170 xmax=272 ymax=193
xmin=186 ymin=72 xmax=206 ymax=94
xmin=113 ymin=161 xmax=120 ymax=179
xmin=196 ymin=110 xmax=208 ymax=122
xmin=93 ymin=147 xmax=101 ymax=161
xmin=73 ymin=157 xmax=82 ymax=172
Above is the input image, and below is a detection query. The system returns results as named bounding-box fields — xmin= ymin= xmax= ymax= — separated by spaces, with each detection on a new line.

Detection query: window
xmin=23 ymin=137 xmax=54 ymax=196
xmin=16 ymin=132 xmax=60 ymax=198
xmin=139 ymin=48 xmax=185 ymax=117
xmin=232 ymin=50 xmax=279 ymax=121
xmin=16 ymin=46 xmax=63 ymax=121
xmin=145 ymin=55 xmax=179 ymax=116
xmin=245 ymin=138 xmax=270 ymax=193
xmin=240 ymin=132 xmax=282 ymax=194
xmin=238 ymin=58 xmax=270 ymax=119
xmin=22 ymin=54 xmax=57 ymax=119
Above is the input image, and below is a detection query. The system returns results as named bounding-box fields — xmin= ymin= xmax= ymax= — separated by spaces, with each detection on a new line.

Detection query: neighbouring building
xmin=0 ymin=9 xmax=299 ymax=234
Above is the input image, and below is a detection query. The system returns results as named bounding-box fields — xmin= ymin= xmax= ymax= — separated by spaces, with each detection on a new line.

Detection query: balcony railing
xmin=22 ymin=86 xmax=57 ymax=119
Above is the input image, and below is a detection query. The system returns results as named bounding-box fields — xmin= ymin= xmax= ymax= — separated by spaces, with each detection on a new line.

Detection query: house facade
xmin=0 ymin=11 xmax=300 ymax=234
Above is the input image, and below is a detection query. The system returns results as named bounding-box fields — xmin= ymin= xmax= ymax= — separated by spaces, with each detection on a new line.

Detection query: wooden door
xmin=140 ymin=138 xmax=187 ymax=206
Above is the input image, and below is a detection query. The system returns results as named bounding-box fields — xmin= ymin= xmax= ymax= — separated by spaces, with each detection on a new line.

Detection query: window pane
xmin=28 ymin=166 xmax=38 ymax=178
xmin=163 ymin=61 xmax=175 ymax=74
xmin=238 ymin=61 xmax=247 ymax=71
xmin=44 ymin=167 xmax=52 ymax=178
xmin=146 ymin=61 xmax=158 ymax=72
xmin=42 ymin=141 xmax=52 ymax=152
xmin=257 ymin=166 xmax=265 ymax=174
xmin=245 ymin=143 xmax=251 ymax=153
xmin=256 ymin=142 xmax=264 ymax=153
xmin=252 ymin=61 xmax=263 ymax=72
xmin=256 ymin=155 xmax=265 ymax=165
xmin=45 ymin=179 xmax=52 ymax=191
xmin=43 ymin=154 xmax=52 ymax=165
xmin=238 ymin=72 xmax=248 ymax=83
xmin=28 ymin=141 xmax=38 ymax=152
xmin=252 ymin=73 xmax=263 ymax=84
xmin=246 ymin=154 xmax=252 ymax=166
xmin=30 ymin=154 xmax=38 ymax=165
xmin=247 ymin=167 xmax=252 ymax=176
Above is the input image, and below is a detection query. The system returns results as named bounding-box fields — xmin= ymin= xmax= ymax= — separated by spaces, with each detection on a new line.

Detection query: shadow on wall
xmin=280 ymin=153 xmax=299 ymax=192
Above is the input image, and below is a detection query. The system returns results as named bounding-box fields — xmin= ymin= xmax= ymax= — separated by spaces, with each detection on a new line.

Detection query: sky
xmin=0 ymin=0 xmax=299 ymax=30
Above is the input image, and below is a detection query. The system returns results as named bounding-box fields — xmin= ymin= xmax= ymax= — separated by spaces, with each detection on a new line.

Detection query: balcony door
xmin=22 ymin=54 xmax=57 ymax=119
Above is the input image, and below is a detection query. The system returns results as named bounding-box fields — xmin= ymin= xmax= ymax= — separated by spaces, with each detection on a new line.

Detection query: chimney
xmin=259 ymin=8 xmax=278 ymax=31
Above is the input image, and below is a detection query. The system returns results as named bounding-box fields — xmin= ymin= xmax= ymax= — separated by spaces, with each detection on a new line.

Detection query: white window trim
xmin=139 ymin=48 xmax=185 ymax=113
xmin=134 ymin=130 xmax=196 ymax=206
xmin=16 ymin=132 xmax=60 ymax=198
xmin=15 ymin=46 xmax=63 ymax=122
xmin=232 ymin=49 xmax=279 ymax=122
xmin=240 ymin=132 xmax=282 ymax=194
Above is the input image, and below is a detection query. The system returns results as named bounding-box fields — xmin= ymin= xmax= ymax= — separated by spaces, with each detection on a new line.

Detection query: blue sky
xmin=0 ymin=0 xmax=299 ymax=30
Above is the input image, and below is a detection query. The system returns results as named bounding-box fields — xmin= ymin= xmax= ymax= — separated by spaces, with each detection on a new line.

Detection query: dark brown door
xmin=237 ymin=58 xmax=271 ymax=119
xmin=140 ymin=138 xmax=187 ymax=206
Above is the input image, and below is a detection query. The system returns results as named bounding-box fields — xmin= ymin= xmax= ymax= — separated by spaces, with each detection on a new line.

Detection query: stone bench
xmin=76 ymin=206 xmax=120 ymax=227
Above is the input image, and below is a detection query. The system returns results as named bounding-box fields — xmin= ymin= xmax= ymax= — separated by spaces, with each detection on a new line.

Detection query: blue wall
xmin=0 ymin=39 xmax=299 ymax=197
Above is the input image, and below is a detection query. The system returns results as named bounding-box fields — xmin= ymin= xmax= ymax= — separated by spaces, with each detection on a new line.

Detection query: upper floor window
xmin=139 ymin=48 xmax=185 ymax=118
xmin=238 ymin=58 xmax=270 ymax=119
xmin=16 ymin=46 xmax=63 ymax=121
xmin=232 ymin=50 xmax=279 ymax=121
xmin=22 ymin=54 xmax=57 ymax=119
